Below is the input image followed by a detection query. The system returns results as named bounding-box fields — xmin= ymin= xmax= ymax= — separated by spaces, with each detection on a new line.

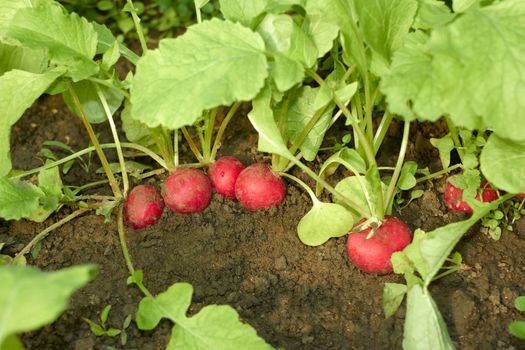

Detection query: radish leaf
xmin=383 ymin=283 xmax=407 ymax=318
xmin=0 ymin=265 xmax=97 ymax=346
xmin=403 ymin=285 xmax=454 ymax=350
xmin=0 ymin=69 xmax=63 ymax=176
xmin=131 ymin=19 xmax=268 ymax=130
xmin=480 ymin=134 xmax=525 ymax=194
xmin=7 ymin=2 xmax=98 ymax=81
xmin=0 ymin=43 xmax=47 ymax=75
xmin=297 ymin=202 xmax=353 ymax=246
xmin=136 ymin=282 xmax=275 ymax=350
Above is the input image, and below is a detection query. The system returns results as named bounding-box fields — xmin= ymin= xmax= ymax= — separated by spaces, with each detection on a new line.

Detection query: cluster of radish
xmin=123 ymin=157 xmax=286 ymax=229
xmin=345 ymin=174 xmax=501 ymax=276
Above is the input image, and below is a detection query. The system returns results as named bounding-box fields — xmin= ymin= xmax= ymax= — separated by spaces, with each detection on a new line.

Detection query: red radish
xmin=443 ymin=178 xmax=498 ymax=213
xmin=235 ymin=163 xmax=286 ymax=211
xmin=208 ymin=156 xmax=245 ymax=199
xmin=346 ymin=217 xmax=412 ymax=275
xmin=124 ymin=185 xmax=164 ymax=229
xmin=162 ymin=168 xmax=212 ymax=214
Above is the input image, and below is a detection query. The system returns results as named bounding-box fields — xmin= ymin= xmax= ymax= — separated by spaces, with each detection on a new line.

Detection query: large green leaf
xmin=287 ymin=86 xmax=335 ymax=161
xmin=137 ymin=282 xmax=275 ymax=350
xmin=0 ymin=0 xmax=49 ymax=42
xmin=297 ymin=202 xmax=353 ymax=246
xmin=304 ymin=12 xmax=339 ymax=58
xmin=0 ymin=43 xmax=47 ymax=75
xmin=219 ymin=0 xmax=268 ymax=27
xmin=413 ymin=0 xmax=455 ymax=30
xmin=403 ymin=285 xmax=455 ymax=350
xmin=355 ymin=0 xmax=418 ymax=65
xmin=0 ymin=69 xmax=63 ymax=176
xmin=247 ymin=86 xmax=292 ymax=158
xmin=0 ymin=265 xmax=97 ymax=345
xmin=480 ymin=134 xmax=525 ymax=194
xmin=0 ymin=178 xmax=44 ymax=221
xmin=381 ymin=31 xmax=440 ymax=121
xmin=63 ymin=80 xmax=124 ymax=124
xmin=7 ymin=1 xmax=98 ymax=81
xmin=131 ymin=19 xmax=268 ymax=130
xmin=383 ymin=0 xmax=525 ymax=141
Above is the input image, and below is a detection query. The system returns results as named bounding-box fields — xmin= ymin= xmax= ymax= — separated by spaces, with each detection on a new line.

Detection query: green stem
xmin=384 ymin=121 xmax=411 ymax=215
xmin=95 ymin=84 xmax=129 ymax=196
xmin=446 ymin=117 xmax=464 ymax=163
xmin=202 ymin=108 xmax=217 ymax=161
xmin=174 ymin=129 xmax=179 ymax=168
xmin=68 ymin=85 xmax=122 ymax=199
xmin=71 ymin=179 xmax=110 ymax=194
xmin=287 ymin=157 xmax=369 ymax=218
xmin=416 ymin=164 xmax=463 ymax=183
xmin=116 ymin=206 xmax=153 ymax=298
xmin=289 ymin=103 xmax=330 ymax=156
xmin=210 ymin=102 xmax=241 ymax=161
xmin=126 ymin=0 xmax=148 ymax=54
xmin=87 ymin=77 xmax=130 ymax=99
xmin=373 ymin=110 xmax=393 ymax=156
xmin=15 ymin=206 xmax=94 ymax=259
xmin=279 ymin=172 xmax=318 ymax=204
xmin=194 ymin=0 xmax=202 ymax=24
xmin=181 ymin=127 xmax=204 ymax=163
xmin=12 ymin=142 xmax=169 ymax=180
xmin=150 ymin=127 xmax=175 ymax=169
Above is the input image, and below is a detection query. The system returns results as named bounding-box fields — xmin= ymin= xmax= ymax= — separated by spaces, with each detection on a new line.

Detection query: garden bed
xmin=5 ymin=95 xmax=525 ymax=350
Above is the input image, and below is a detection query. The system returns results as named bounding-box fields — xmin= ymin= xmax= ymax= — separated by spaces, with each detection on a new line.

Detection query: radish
xmin=124 ymin=185 xmax=164 ymax=229
xmin=235 ymin=163 xmax=286 ymax=211
xmin=208 ymin=156 xmax=245 ymax=199
xmin=443 ymin=178 xmax=498 ymax=213
xmin=162 ymin=168 xmax=212 ymax=214
xmin=346 ymin=217 xmax=412 ymax=275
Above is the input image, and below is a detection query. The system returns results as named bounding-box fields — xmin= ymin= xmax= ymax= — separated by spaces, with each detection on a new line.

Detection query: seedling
xmin=509 ymin=296 xmax=525 ymax=340
xmin=83 ymin=305 xmax=123 ymax=338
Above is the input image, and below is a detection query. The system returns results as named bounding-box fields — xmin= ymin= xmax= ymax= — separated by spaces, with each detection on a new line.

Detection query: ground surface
xmin=3 ymin=95 xmax=525 ymax=350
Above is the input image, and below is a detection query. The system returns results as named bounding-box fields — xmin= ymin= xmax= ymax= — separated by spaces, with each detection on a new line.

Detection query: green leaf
xmin=414 ymin=0 xmax=455 ymax=30
xmin=509 ymin=321 xmax=525 ymax=340
xmin=304 ymin=12 xmax=339 ymax=58
xmin=453 ymin=0 xmax=479 ymax=12
xmin=0 ymin=43 xmax=47 ymax=75
xmin=248 ymin=86 xmax=293 ymax=158
xmin=287 ymin=86 xmax=336 ymax=161
xmin=83 ymin=318 xmax=106 ymax=336
xmin=0 ymin=265 xmax=97 ymax=345
xmin=101 ymin=41 xmax=120 ymax=71
xmin=271 ymin=54 xmax=304 ymax=92
xmin=430 ymin=134 xmax=454 ymax=169
xmin=480 ymin=134 xmax=525 ymax=194
xmin=355 ymin=0 xmax=418 ymax=64
xmin=0 ymin=334 xmax=24 ymax=350
xmin=8 ymin=2 xmax=98 ymax=81
xmin=92 ymin=23 xmax=139 ymax=65
xmin=137 ymin=282 xmax=274 ymax=349
xmin=63 ymin=80 xmax=124 ymax=124
xmin=0 ymin=0 xmax=49 ymax=42
xmin=105 ymin=328 xmax=121 ymax=337
xmin=218 ymin=0 xmax=268 ymax=27
xmin=120 ymin=101 xmax=154 ymax=147
xmin=0 ymin=69 xmax=62 ymax=176
xmin=381 ymin=31 xmax=440 ymax=121
xmin=383 ymin=283 xmax=407 ymax=318
xmin=419 ymin=206 xmax=496 ymax=286
xmin=38 ymin=164 xmax=63 ymax=199
xmin=131 ymin=19 xmax=268 ymax=130
xmin=297 ymin=202 xmax=353 ymax=246
xmin=334 ymin=175 xmax=383 ymax=221
xmin=100 ymin=305 xmax=112 ymax=324
xmin=0 ymin=178 xmax=44 ymax=221
xmin=398 ymin=161 xmax=418 ymax=191
xmin=403 ymin=285 xmax=455 ymax=350
xmin=515 ymin=296 xmax=525 ymax=312
xmin=384 ymin=1 xmax=525 ymax=141
xmin=315 ymin=147 xmax=366 ymax=196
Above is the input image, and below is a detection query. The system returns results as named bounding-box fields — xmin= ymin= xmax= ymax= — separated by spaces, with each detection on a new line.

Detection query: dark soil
xmin=4 ymin=95 xmax=525 ymax=350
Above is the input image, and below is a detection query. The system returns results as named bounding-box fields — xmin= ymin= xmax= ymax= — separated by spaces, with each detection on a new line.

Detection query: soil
xmin=4 ymin=95 xmax=525 ymax=350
